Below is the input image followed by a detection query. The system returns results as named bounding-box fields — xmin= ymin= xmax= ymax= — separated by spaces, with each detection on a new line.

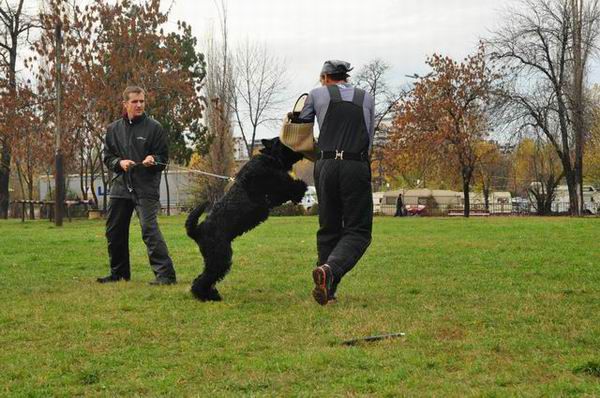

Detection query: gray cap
xmin=321 ymin=60 xmax=353 ymax=75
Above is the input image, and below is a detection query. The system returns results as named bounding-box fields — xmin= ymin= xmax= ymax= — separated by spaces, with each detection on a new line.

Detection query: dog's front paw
xmin=191 ymin=286 xmax=222 ymax=302
xmin=291 ymin=180 xmax=308 ymax=204
xmin=191 ymin=276 xmax=223 ymax=302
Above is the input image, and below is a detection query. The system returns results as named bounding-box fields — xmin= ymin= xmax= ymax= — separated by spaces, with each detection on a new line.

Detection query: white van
xmin=372 ymin=192 xmax=385 ymax=214
xmin=301 ymin=186 xmax=318 ymax=210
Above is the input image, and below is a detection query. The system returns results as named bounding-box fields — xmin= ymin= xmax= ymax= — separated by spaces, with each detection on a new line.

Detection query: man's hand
xmin=119 ymin=159 xmax=136 ymax=172
xmin=142 ymin=155 xmax=155 ymax=167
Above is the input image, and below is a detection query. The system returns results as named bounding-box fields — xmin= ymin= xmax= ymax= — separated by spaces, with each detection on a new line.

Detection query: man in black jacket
xmin=97 ymin=86 xmax=176 ymax=285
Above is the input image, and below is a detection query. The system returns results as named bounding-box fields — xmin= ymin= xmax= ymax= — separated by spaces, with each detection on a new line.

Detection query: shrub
xmin=307 ymin=203 xmax=319 ymax=215
xmin=270 ymin=202 xmax=305 ymax=216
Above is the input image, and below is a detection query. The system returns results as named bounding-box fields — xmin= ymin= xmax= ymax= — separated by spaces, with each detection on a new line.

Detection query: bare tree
xmin=201 ymin=0 xmax=235 ymax=204
xmin=229 ymin=40 xmax=287 ymax=158
xmin=354 ymin=59 xmax=404 ymax=191
xmin=0 ymin=0 xmax=38 ymax=218
xmin=527 ymin=138 xmax=565 ymax=214
xmin=489 ymin=0 xmax=600 ymax=215
xmin=355 ymin=59 xmax=392 ymax=112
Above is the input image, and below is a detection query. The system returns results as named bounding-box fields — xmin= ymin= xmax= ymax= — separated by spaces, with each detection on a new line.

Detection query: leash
xmin=130 ymin=161 xmax=235 ymax=182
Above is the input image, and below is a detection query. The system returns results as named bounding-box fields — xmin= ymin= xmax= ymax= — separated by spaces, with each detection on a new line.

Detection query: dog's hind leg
xmin=191 ymin=234 xmax=233 ymax=302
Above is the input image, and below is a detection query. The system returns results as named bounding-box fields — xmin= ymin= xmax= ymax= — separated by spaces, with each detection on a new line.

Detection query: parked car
xmin=372 ymin=192 xmax=385 ymax=214
xmin=512 ymin=197 xmax=530 ymax=214
xmin=405 ymin=204 xmax=426 ymax=216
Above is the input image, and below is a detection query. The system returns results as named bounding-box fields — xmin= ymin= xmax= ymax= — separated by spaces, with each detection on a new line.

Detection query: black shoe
xmin=96 ymin=275 xmax=129 ymax=283
xmin=312 ymin=264 xmax=334 ymax=305
xmin=149 ymin=278 xmax=177 ymax=286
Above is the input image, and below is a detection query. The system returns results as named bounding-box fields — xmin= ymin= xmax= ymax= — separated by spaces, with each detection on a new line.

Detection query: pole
xmin=54 ymin=20 xmax=64 ymax=227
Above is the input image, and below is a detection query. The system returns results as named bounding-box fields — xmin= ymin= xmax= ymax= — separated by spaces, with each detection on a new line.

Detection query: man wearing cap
xmin=298 ymin=60 xmax=375 ymax=305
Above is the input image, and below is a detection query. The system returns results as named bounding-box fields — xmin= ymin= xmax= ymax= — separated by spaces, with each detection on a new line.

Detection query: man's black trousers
xmin=105 ymin=197 xmax=176 ymax=281
xmin=314 ymin=159 xmax=373 ymax=281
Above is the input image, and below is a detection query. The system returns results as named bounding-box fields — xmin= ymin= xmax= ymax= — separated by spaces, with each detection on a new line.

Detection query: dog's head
xmin=260 ymin=137 xmax=304 ymax=170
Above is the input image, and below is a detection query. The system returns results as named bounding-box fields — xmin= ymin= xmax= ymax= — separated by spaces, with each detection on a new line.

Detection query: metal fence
xmin=379 ymin=202 xmax=598 ymax=216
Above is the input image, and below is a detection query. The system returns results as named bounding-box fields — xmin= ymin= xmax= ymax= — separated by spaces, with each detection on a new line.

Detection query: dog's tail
xmin=185 ymin=202 xmax=209 ymax=240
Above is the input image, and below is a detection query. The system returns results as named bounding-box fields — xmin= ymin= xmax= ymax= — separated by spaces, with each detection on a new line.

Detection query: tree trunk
xmin=1 ymin=19 xmax=23 ymax=218
xmin=79 ymin=146 xmax=86 ymax=200
xmin=0 ymin=31 xmax=18 ymax=219
xmin=27 ymin=177 xmax=34 ymax=221
xmin=531 ymin=175 xmax=559 ymax=215
xmin=100 ymin=160 xmax=108 ymax=211
xmin=564 ymin=169 xmax=580 ymax=215
xmin=543 ymin=181 xmax=553 ymax=215
xmin=377 ymin=156 xmax=384 ymax=192
xmin=46 ymin=170 xmax=52 ymax=199
xmin=462 ymin=170 xmax=471 ymax=218
xmin=571 ymin=0 xmax=585 ymax=216
xmin=89 ymin=151 xmax=99 ymax=208
xmin=0 ymin=145 xmax=11 ymax=218
xmin=25 ymin=152 xmax=34 ymax=220
xmin=165 ymin=164 xmax=170 ymax=216
xmin=533 ymin=193 xmax=545 ymax=215
xmin=483 ymin=183 xmax=490 ymax=212
xmin=15 ymin=162 xmax=26 ymax=202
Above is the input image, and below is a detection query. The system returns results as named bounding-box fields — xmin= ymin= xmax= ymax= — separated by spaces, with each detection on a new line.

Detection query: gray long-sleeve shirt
xmin=299 ymin=83 xmax=375 ymax=148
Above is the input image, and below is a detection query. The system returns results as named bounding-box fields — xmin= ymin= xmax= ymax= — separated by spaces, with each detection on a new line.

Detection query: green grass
xmin=1 ymin=215 xmax=599 ymax=397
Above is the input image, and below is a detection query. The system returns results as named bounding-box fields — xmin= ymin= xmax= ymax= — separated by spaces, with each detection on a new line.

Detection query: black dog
xmin=185 ymin=137 xmax=308 ymax=301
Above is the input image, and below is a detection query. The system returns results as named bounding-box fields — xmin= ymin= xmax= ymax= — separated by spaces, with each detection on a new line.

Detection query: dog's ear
xmin=261 ymin=138 xmax=274 ymax=149
xmin=260 ymin=139 xmax=272 ymax=155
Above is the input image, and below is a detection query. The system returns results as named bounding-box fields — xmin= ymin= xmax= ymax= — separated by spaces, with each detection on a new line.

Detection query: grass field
xmin=1 ymin=215 xmax=599 ymax=397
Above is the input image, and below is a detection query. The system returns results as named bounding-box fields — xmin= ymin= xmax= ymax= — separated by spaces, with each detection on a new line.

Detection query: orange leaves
xmin=33 ymin=0 xmax=203 ymax=126
xmin=385 ymin=44 xmax=500 ymax=196
xmin=389 ymin=45 xmax=494 ymax=161
xmin=18 ymin=0 xmax=205 ymax=176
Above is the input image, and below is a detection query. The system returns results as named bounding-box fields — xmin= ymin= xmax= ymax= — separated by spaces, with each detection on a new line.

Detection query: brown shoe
xmin=312 ymin=264 xmax=333 ymax=305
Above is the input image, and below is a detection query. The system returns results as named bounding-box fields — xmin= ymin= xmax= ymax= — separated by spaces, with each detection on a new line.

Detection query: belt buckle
xmin=335 ymin=150 xmax=344 ymax=160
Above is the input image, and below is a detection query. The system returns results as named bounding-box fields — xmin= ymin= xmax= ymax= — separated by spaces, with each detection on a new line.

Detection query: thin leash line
xmin=131 ymin=160 xmax=235 ymax=182
xmin=174 ymin=166 xmax=235 ymax=182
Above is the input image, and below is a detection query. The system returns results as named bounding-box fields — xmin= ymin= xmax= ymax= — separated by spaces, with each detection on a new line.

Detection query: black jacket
xmin=102 ymin=113 xmax=168 ymax=200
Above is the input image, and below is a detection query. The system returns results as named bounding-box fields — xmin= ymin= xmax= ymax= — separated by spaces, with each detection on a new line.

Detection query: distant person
xmin=97 ymin=86 xmax=176 ymax=285
xmin=395 ymin=194 xmax=406 ymax=217
xmin=298 ymin=60 xmax=375 ymax=305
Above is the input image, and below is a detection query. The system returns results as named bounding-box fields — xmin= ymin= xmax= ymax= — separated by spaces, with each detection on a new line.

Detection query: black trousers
xmin=105 ymin=197 xmax=176 ymax=281
xmin=314 ymin=159 xmax=373 ymax=281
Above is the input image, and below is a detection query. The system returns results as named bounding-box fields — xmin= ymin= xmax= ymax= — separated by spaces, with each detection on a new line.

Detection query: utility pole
xmin=571 ymin=0 xmax=585 ymax=216
xmin=54 ymin=20 xmax=64 ymax=227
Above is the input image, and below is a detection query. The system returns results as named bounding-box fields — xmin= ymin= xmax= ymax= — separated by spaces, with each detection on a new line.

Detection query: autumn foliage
xmin=17 ymin=0 xmax=205 ymax=210
xmin=385 ymin=44 xmax=499 ymax=216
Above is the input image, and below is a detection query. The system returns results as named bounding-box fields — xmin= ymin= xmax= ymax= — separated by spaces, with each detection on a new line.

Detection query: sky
xmin=21 ymin=0 xmax=600 ymax=138
xmin=167 ymin=0 xmax=515 ymax=96
xmin=163 ymin=0 xmax=523 ymax=138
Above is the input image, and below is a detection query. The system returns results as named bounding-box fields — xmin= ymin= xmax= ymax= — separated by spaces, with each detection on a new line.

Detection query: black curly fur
xmin=186 ymin=137 xmax=308 ymax=301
